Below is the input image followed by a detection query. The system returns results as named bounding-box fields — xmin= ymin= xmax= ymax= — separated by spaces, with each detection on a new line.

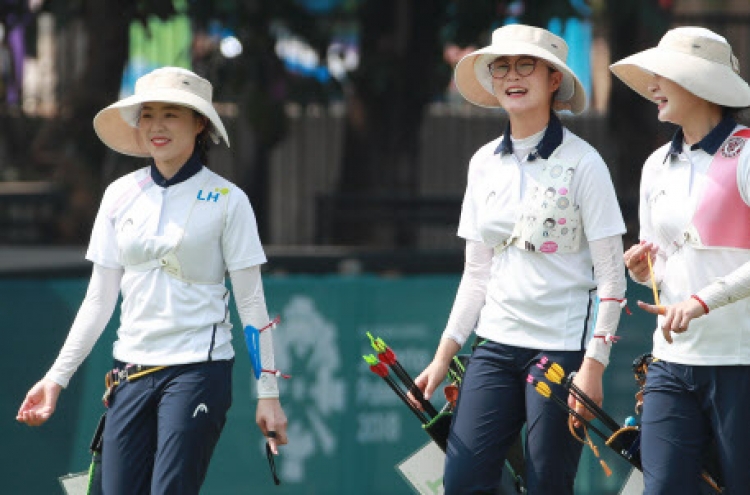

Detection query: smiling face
xmin=137 ymin=102 xmax=207 ymax=175
xmin=647 ymin=74 xmax=707 ymax=127
xmin=489 ymin=55 xmax=562 ymax=118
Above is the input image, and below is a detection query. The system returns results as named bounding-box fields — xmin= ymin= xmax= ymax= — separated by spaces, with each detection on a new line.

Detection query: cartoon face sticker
xmin=544 ymin=218 xmax=556 ymax=229
xmin=540 ymin=241 xmax=558 ymax=253
xmin=557 ymin=197 xmax=570 ymax=209
xmin=550 ymin=165 xmax=563 ymax=178
xmin=564 ymin=167 xmax=575 ymax=182
xmin=545 ymin=187 xmax=556 ymax=199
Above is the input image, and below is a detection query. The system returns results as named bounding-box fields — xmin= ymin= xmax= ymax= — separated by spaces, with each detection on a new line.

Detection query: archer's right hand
xmin=17 ymin=378 xmax=62 ymax=426
xmin=409 ymin=360 xmax=450 ymax=410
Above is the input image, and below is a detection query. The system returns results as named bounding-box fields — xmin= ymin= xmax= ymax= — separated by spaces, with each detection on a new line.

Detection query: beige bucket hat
xmin=93 ymin=67 xmax=230 ymax=157
xmin=453 ymin=24 xmax=587 ymax=114
xmin=610 ymin=27 xmax=750 ymax=108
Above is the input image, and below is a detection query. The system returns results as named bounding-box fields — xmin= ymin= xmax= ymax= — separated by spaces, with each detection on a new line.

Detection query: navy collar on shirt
xmin=150 ymin=149 xmax=204 ymax=188
xmin=495 ymin=111 xmax=563 ymax=161
xmin=663 ymin=114 xmax=737 ymax=163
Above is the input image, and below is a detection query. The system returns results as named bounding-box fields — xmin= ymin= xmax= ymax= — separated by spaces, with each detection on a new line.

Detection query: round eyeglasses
xmin=487 ymin=57 xmax=540 ymax=79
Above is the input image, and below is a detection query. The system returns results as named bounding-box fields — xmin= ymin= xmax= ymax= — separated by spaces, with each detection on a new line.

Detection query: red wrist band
xmin=599 ymin=297 xmax=632 ymax=315
xmin=691 ymin=294 xmax=709 ymax=314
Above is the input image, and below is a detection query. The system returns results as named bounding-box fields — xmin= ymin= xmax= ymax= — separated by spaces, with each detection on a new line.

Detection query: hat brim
xmin=454 ymin=40 xmax=587 ymax=114
xmin=93 ymin=88 xmax=230 ymax=158
xmin=610 ymin=48 xmax=750 ymax=108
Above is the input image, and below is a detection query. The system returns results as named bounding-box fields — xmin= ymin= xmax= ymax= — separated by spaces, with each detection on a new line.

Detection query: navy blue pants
xmin=641 ymin=360 xmax=750 ymax=495
xmin=443 ymin=341 xmax=585 ymax=495
xmin=102 ymin=360 xmax=233 ymax=495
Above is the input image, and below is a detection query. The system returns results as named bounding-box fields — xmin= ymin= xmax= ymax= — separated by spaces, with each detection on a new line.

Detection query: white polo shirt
xmin=458 ymin=115 xmax=625 ymax=350
xmin=87 ymin=159 xmax=266 ymax=366
xmin=639 ymin=118 xmax=750 ymax=365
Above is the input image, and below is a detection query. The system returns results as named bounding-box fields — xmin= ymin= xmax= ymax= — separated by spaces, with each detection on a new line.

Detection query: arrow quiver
xmin=364 ymin=335 xmax=526 ymax=494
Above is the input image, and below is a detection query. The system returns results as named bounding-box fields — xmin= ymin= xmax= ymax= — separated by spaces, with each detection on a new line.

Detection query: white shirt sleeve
xmin=585 ymin=235 xmax=627 ymax=367
xmin=86 ymin=184 xmax=123 ymax=269
xmin=229 ymin=266 xmax=279 ymax=398
xmin=45 ymin=264 xmax=122 ymax=388
xmin=222 ymin=186 xmax=267 ymax=272
xmin=457 ymin=141 xmax=499 ymax=243
xmin=441 ymin=240 xmax=493 ymax=346
xmin=575 ymin=150 xmax=627 ymax=242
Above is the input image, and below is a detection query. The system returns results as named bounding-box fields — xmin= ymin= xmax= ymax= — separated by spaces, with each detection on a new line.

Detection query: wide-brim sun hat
xmin=610 ymin=27 xmax=750 ymax=108
xmin=93 ymin=67 xmax=230 ymax=158
xmin=454 ymin=24 xmax=587 ymax=114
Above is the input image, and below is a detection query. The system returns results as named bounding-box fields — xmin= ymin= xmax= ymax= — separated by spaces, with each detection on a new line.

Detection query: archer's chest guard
xmin=682 ymin=128 xmax=750 ymax=251
xmin=496 ymin=147 xmax=584 ymax=255
xmin=116 ymin=171 xmax=232 ymax=285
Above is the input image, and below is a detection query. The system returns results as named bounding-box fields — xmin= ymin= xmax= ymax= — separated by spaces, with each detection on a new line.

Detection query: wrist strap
xmin=593 ymin=333 xmax=621 ymax=344
xmin=599 ymin=297 xmax=632 ymax=315
xmin=691 ymin=294 xmax=710 ymax=314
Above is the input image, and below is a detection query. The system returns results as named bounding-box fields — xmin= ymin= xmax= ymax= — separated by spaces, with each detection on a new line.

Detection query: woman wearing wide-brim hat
xmin=612 ymin=26 xmax=750 ymax=494
xmin=16 ymin=67 xmax=288 ymax=493
xmin=411 ymin=24 xmax=627 ymax=494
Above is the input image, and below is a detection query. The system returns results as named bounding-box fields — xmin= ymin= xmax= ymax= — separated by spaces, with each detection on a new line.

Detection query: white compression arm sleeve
xmin=45 ymin=264 xmax=122 ymax=388
xmin=585 ymin=235 xmax=627 ymax=367
xmin=696 ymin=259 xmax=750 ymax=311
xmin=441 ymin=240 xmax=493 ymax=346
xmin=229 ymin=266 xmax=279 ymax=398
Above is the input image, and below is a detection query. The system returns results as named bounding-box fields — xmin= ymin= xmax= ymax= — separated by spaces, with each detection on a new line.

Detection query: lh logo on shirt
xmin=197 ymin=187 xmax=229 ymax=202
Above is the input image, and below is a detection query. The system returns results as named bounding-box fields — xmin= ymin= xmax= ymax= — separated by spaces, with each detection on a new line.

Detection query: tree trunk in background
xmin=31 ymin=0 xmax=134 ymax=242
xmin=606 ymin=0 xmax=673 ymax=247
xmin=333 ymin=0 xmax=448 ymax=246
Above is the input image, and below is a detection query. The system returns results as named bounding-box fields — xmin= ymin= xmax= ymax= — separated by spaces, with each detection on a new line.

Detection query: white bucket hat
xmin=453 ymin=24 xmax=587 ymax=114
xmin=93 ymin=67 xmax=230 ymax=157
xmin=610 ymin=27 xmax=750 ymax=108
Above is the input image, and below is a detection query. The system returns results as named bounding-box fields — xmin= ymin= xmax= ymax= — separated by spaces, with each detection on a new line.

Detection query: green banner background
xmin=1 ymin=274 xmax=656 ymax=494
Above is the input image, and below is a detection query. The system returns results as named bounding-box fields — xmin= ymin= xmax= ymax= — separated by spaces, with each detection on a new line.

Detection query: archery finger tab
xmin=444 ymin=384 xmax=458 ymax=406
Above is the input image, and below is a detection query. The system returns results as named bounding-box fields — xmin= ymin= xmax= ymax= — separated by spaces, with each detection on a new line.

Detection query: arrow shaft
xmin=390 ymin=362 xmax=439 ymax=417
xmin=380 ymin=373 xmax=429 ymax=424
xmin=563 ymin=378 xmax=621 ymax=432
